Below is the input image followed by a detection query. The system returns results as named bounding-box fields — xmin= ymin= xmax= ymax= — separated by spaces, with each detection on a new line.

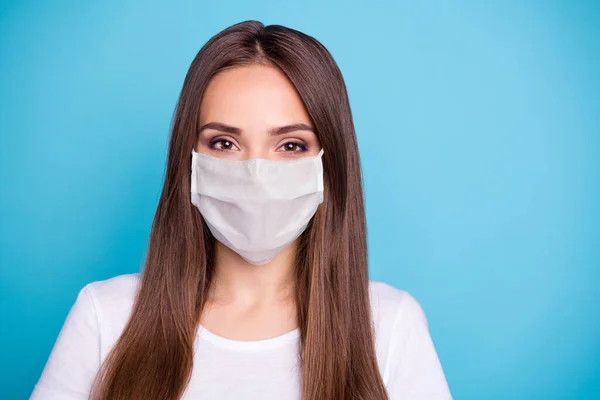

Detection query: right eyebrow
xmin=198 ymin=122 xmax=242 ymax=135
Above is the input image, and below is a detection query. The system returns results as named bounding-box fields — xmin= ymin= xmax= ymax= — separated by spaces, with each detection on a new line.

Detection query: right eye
xmin=210 ymin=138 xmax=239 ymax=151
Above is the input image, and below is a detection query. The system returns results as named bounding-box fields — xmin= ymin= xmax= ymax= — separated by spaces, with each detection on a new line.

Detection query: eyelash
xmin=209 ymin=138 xmax=238 ymax=152
xmin=209 ymin=138 xmax=308 ymax=153
xmin=279 ymin=141 xmax=308 ymax=152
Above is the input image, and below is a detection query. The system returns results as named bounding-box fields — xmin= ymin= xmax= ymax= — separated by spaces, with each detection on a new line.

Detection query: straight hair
xmin=90 ymin=20 xmax=389 ymax=400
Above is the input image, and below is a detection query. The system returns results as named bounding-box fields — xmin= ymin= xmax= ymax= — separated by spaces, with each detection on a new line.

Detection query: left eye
xmin=278 ymin=142 xmax=306 ymax=152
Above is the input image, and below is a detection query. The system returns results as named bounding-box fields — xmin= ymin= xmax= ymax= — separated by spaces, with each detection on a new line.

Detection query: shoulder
xmin=84 ymin=272 xmax=141 ymax=303
xmin=368 ymin=281 xmax=452 ymax=398
xmin=80 ymin=273 xmax=141 ymax=341
xmin=30 ymin=273 xmax=143 ymax=398
xmin=367 ymin=280 xmax=431 ymax=364
xmin=368 ymin=280 xmax=427 ymax=328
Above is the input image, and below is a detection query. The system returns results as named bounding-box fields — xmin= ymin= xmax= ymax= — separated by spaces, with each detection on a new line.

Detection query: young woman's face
xmin=195 ymin=64 xmax=321 ymax=160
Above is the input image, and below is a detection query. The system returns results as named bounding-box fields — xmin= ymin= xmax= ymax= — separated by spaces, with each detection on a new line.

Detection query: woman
xmin=31 ymin=20 xmax=452 ymax=400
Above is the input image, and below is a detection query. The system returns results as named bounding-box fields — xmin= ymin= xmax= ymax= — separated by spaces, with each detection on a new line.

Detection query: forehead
xmin=199 ymin=64 xmax=312 ymax=128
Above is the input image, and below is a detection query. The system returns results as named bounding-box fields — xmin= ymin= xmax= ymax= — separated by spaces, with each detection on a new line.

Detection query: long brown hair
xmin=90 ymin=20 xmax=389 ymax=400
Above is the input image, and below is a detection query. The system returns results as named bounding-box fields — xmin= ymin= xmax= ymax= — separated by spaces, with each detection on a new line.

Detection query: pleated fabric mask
xmin=191 ymin=148 xmax=324 ymax=265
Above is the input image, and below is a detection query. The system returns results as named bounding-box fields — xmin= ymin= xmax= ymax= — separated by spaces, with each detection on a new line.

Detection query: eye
xmin=210 ymin=138 xmax=239 ymax=151
xmin=277 ymin=141 xmax=308 ymax=153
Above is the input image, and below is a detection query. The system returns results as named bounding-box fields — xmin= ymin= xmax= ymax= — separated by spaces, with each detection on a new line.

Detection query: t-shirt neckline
xmin=197 ymin=324 xmax=300 ymax=351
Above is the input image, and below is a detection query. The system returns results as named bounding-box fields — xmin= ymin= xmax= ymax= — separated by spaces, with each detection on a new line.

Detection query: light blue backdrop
xmin=1 ymin=1 xmax=598 ymax=399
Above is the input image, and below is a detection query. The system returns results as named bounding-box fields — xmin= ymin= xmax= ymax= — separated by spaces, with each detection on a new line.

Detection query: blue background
xmin=1 ymin=1 xmax=599 ymax=399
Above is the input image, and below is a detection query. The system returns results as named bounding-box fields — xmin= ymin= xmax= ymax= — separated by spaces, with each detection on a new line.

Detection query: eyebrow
xmin=197 ymin=122 xmax=316 ymax=136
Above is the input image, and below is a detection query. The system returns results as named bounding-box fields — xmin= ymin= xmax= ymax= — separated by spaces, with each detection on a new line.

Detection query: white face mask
xmin=190 ymin=148 xmax=325 ymax=265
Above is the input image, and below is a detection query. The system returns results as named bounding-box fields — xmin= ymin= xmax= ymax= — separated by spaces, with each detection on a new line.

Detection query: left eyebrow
xmin=197 ymin=122 xmax=315 ymax=136
xmin=268 ymin=123 xmax=316 ymax=136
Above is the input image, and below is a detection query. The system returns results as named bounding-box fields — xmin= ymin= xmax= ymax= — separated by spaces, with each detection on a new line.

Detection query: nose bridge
xmin=245 ymin=146 xmax=269 ymax=161
xmin=242 ymin=152 xmax=267 ymax=177
xmin=243 ymin=157 xmax=259 ymax=176
xmin=239 ymin=143 xmax=270 ymax=178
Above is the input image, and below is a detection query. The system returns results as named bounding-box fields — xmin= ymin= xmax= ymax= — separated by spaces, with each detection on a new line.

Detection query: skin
xmin=195 ymin=63 xmax=321 ymax=341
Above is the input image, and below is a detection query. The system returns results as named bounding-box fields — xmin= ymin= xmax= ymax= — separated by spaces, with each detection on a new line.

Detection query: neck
xmin=207 ymin=240 xmax=298 ymax=307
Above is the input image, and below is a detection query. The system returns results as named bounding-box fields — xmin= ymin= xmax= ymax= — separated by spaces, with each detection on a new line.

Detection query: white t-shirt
xmin=30 ymin=273 xmax=452 ymax=399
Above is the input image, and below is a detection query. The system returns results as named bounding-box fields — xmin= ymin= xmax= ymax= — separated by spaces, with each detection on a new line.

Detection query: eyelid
xmin=210 ymin=135 xmax=239 ymax=145
xmin=210 ymin=137 xmax=241 ymax=151
xmin=210 ymin=134 xmax=238 ymax=143
xmin=276 ymin=140 xmax=308 ymax=152
xmin=277 ymin=137 xmax=308 ymax=146
xmin=207 ymin=136 xmax=309 ymax=153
